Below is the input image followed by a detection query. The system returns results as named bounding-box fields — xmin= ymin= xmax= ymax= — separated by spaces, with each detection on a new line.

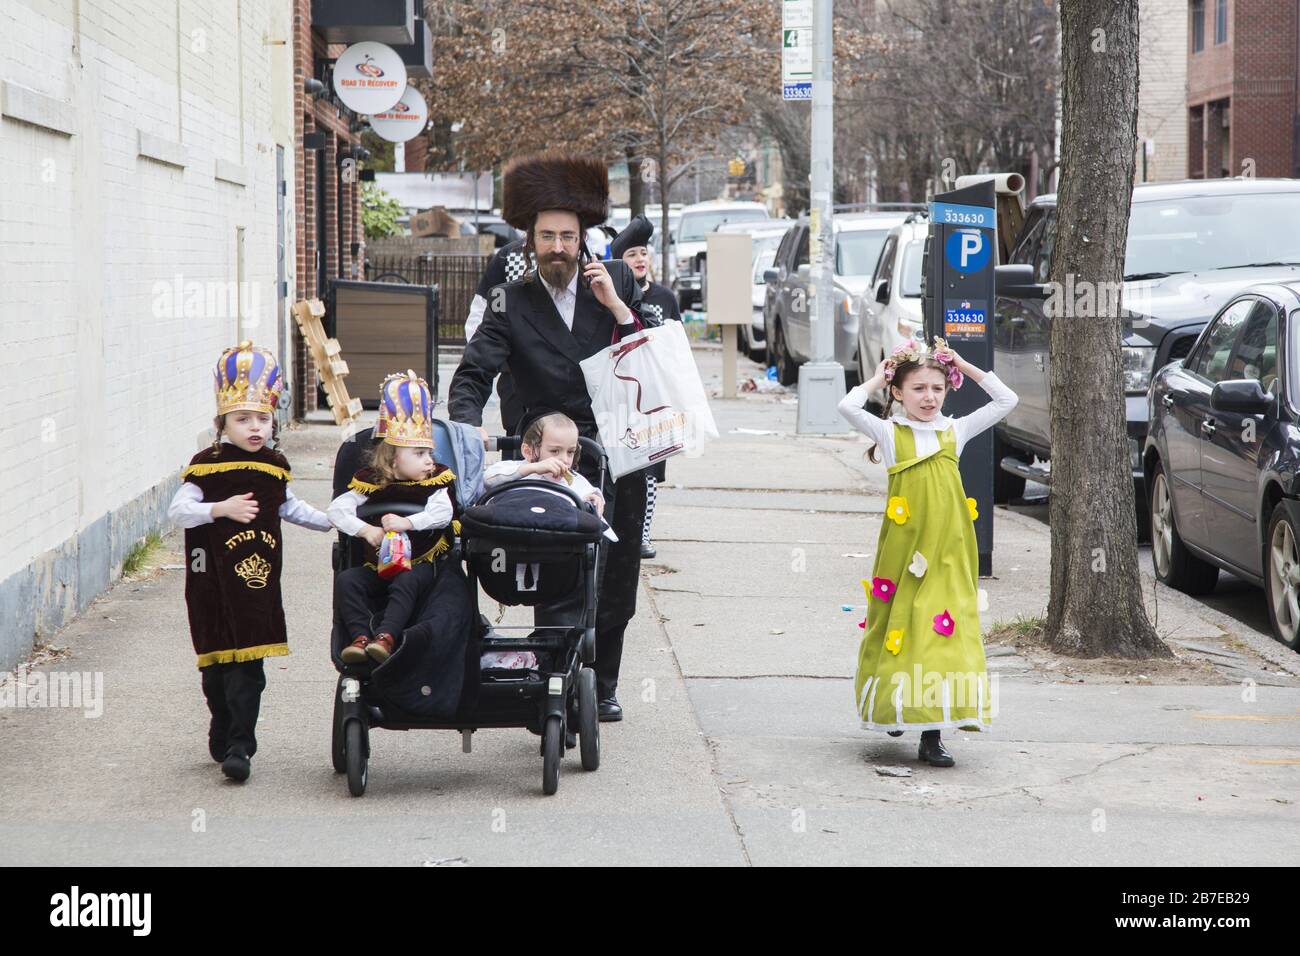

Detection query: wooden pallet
xmin=292 ymin=298 xmax=362 ymax=425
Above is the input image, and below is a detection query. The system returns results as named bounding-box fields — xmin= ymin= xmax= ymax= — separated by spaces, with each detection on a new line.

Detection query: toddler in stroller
xmin=328 ymin=406 xmax=609 ymax=796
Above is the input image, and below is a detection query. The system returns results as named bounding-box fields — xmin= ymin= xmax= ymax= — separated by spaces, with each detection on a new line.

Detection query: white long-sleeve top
xmin=168 ymin=482 xmax=332 ymax=531
xmin=326 ymin=486 xmax=453 ymax=537
xmin=838 ymin=372 xmax=1019 ymax=468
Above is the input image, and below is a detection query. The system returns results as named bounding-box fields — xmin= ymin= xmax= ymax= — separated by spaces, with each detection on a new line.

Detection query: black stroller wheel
xmin=577 ymin=666 xmax=600 ymax=771
xmin=331 ymin=680 xmax=346 ymax=774
xmin=542 ymin=715 xmax=562 ymax=795
xmin=345 ymin=721 xmax=368 ymax=797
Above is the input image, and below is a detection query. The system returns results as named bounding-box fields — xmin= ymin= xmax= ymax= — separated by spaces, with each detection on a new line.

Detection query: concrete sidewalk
xmin=0 ymin=344 xmax=1295 ymax=865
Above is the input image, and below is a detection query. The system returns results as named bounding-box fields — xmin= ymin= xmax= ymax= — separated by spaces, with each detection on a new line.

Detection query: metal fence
xmin=365 ymin=252 xmax=492 ymax=347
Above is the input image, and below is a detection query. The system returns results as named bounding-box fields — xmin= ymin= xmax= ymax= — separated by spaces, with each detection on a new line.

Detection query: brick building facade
xmin=1186 ymin=0 xmax=1300 ymax=179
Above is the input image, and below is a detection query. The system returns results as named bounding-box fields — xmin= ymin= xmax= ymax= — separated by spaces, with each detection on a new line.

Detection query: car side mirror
xmin=875 ymin=280 xmax=890 ymax=304
xmin=1210 ymin=379 xmax=1274 ymax=415
xmin=995 ymin=263 xmax=1048 ymax=299
xmin=763 ymin=268 xmax=779 ymax=283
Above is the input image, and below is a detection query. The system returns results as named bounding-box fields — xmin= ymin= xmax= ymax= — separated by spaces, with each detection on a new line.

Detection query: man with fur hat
xmin=449 ymin=152 xmax=661 ymax=721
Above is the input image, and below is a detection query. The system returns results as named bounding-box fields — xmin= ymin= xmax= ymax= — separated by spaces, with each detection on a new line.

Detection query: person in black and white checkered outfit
xmin=608 ymin=215 xmax=682 ymax=560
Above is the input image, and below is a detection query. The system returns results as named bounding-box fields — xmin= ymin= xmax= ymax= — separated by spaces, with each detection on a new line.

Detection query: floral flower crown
xmin=884 ymin=336 xmax=963 ymax=388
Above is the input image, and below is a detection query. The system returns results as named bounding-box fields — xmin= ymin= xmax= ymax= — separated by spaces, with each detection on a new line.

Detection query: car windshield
xmin=836 ymin=229 xmax=890 ymax=276
xmin=1124 ymin=192 xmax=1300 ymax=278
xmin=679 ymin=209 xmax=768 ymax=241
xmin=899 ymin=239 xmax=925 ymax=297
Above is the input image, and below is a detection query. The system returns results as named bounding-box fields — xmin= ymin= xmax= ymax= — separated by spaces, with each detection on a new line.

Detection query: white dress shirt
xmin=541 ymin=270 xmax=580 ymax=330
xmin=326 ymin=486 xmax=453 ymax=537
xmin=838 ymin=372 xmax=1019 ymax=468
xmin=168 ymin=482 xmax=332 ymax=531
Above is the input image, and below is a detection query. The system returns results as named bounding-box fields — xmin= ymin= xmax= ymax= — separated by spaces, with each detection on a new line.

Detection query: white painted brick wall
xmin=0 ymin=0 xmax=295 ymax=583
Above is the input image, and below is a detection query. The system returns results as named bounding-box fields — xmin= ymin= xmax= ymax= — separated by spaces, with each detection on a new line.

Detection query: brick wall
xmin=0 ymin=0 xmax=297 ymax=666
xmin=1186 ymin=0 xmax=1299 ymax=178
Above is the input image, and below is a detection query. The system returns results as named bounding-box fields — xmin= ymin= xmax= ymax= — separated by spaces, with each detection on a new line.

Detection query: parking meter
xmin=923 ymin=179 xmax=997 ymax=576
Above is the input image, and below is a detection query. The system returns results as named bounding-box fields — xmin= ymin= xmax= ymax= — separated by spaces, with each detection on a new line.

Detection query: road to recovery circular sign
xmin=369 ymin=85 xmax=429 ymax=143
xmin=333 ymin=41 xmax=407 ymax=115
xmin=944 ymin=227 xmax=992 ymax=274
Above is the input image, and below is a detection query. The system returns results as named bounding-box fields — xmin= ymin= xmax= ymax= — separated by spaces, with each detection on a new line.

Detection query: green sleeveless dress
xmin=854 ymin=422 xmax=992 ymax=732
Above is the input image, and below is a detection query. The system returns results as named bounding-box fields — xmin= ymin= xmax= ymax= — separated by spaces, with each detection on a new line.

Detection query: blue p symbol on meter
xmin=945 ymin=228 xmax=991 ymax=274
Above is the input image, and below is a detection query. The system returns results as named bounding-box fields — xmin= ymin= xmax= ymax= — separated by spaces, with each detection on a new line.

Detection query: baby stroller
xmin=329 ymin=419 xmax=606 ymax=796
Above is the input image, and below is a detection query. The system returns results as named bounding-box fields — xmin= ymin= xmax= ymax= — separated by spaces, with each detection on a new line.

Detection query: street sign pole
xmin=795 ymin=0 xmax=848 ymax=434
xmin=924 ymin=179 xmax=998 ymax=574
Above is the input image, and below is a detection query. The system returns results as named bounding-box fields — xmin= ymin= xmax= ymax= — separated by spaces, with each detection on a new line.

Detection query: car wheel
xmin=1264 ymin=505 xmax=1300 ymax=650
xmin=1149 ymin=461 xmax=1219 ymax=595
xmin=772 ymin=321 xmax=797 ymax=386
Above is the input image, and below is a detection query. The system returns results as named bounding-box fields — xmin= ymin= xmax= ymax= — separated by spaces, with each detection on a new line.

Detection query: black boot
xmin=221 ymin=750 xmax=252 ymax=782
xmin=918 ymin=730 xmax=955 ymax=767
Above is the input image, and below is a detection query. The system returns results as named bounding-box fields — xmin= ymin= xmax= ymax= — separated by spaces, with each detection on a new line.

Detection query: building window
xmin=1214 ymin=0 xmax=1227 ymax=44
xmin=1191 ymin=0 xmax=1204 ymax=52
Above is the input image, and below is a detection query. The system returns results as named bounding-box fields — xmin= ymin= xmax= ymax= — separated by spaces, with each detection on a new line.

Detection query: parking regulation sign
xmin=944 ymin=228 xmax=992 ymax=275
xmin=782 ymin=0 xmax=812 ymax=101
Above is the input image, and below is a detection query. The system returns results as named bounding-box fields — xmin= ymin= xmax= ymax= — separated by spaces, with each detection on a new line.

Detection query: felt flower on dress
xmin=885 ymin=629 xmax=904 ymax=655
xmin=886 ymin=496 xmax=911 ymax=524
xmin=966 ymin=497 xmax=979 ymax=521
xmin=908 ymin=551 xmax=928 ymax=577
xmin=871 ymin=576 xmax=896 ymax=602
xmin=858 ymin=616 xmax=867 ymax=629
xmin=933 ymin=609 xmax=956 ymax=637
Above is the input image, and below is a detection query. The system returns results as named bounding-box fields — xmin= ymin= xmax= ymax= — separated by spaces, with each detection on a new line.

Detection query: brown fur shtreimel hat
xmin=501 ymin=152 xmax=610 ymax=231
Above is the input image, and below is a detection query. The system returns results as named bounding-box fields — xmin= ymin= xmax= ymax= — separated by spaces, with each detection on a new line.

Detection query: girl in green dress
xmin=838 ymin=338 xmax=1018 ymax=767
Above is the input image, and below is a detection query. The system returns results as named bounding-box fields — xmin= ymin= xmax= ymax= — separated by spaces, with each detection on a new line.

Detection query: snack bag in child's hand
xmin=377 ymin=530 xmax=412 ymax=579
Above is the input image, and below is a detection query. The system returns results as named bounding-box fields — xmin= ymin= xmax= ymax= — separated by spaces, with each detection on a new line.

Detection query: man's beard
xmin=539 ymin=251 xmax=578 ymax=288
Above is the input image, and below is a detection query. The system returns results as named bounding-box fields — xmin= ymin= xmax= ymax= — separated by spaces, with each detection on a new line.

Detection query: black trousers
xmin=335 ymin=562 xmax=438 ymax=639
xmin=200 ymin=658 xmax=266 ymax=759
xmin=533 ymin=467 xmax=647 ymax=698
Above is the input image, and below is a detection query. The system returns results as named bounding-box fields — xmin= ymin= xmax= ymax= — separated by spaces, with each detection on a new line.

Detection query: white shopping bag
xmin=580 ymin=320 xmax=719 ymax=480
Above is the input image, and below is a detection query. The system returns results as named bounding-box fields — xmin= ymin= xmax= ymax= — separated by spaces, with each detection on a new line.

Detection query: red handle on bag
xmin=609 ymin=310 xmax=645 ymax=345
xmin=609 ymin=334 xmax=670 ymax=415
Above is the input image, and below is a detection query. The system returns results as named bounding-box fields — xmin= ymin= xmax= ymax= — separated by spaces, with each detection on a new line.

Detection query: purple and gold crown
xmin=215 ymin=340 xmax=282 ymax=416
xmin=374 ymin=371 xmax=408 ymax=440
xmin=381 ymin=369 xmax=433 ymax=448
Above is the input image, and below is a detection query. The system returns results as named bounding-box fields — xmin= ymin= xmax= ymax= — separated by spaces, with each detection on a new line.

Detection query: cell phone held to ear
xmin=582 ymin=253 xmax=633 ymax=292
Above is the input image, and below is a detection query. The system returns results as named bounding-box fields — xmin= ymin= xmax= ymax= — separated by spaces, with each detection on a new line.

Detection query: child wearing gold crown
xmin=168 ymin=341 xmax=333 ymax=782
xmin=328 ymin=371 xmax=456 ymax=664
xmin=837 ymin=336 xmax=1018 ymax=768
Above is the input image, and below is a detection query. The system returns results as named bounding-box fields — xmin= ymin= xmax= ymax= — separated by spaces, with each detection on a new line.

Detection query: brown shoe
xmin=366 ymin=632 xmax=395 ymax=663
xmin=340 ymin=635 xmax=369 ymax=664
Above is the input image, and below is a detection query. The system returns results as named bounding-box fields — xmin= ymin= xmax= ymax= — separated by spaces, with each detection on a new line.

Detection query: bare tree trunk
xmin=1046 ymin=0 xmax=1168 ymax=658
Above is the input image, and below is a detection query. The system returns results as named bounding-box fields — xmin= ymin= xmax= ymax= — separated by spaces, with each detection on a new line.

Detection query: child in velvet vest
xmin=329 ymin=371 xmax=456 ymax=666
xmin=169 ymin=341 xmax=332 ymax=783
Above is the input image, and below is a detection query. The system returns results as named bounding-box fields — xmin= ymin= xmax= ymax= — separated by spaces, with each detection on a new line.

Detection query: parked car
xmin=672 ymin=200 xmax=771 ymax=310
xmin=857 ymin=214 xmax=930 ymax=402
xmin=992 ymin=177 xmax=1300 ymax=509
xmin=1144 ymin=281 xmax=1300 ymax=649
xmin=763 ymin=213 xmax=905 ymax=386
xmin=711 ymin=219 xmax=795 ymax=362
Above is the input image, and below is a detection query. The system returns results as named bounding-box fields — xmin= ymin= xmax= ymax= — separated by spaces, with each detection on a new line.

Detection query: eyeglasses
xmin=536 ymin=231 xmax=581 ymax=247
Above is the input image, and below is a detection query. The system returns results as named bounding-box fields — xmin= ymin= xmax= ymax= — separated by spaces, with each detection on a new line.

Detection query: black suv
xmin=992 ymin=177 xmax=1300 ymax=513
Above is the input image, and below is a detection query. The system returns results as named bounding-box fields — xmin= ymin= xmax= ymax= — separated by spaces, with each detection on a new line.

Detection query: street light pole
xmin=796 ymin=0 xmax=848 ymax=433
